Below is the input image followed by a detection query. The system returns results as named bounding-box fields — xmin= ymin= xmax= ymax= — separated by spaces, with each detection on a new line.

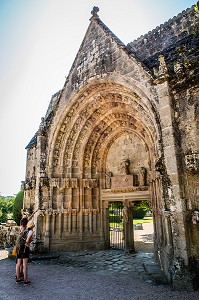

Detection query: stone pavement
xmin=31 ymin=249 xmax=167 ymax=285
xmin=1 ymin=249 xmax=199 ymax=300
xmin=1 ymin=223 xmax=199 ymax=299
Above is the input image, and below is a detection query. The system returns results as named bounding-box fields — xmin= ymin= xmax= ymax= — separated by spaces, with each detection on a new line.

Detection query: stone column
xmin=123 ymin=205 xmax=134 ymax=253
xmin=35 ymin=118 xmax=47 ymax=240
xmin=79 ymin=179 xmax=83 ymax=240
xmin=44 ymin=212 xmax=51 ymax=251
xmin=58 ymin=212 xmax=62 ymax=238
xmin=155 ymin=57 xmax=193 ymax=290
xmin=104 ymin=201 xmax=110 ymax=249
xmin=63 ymin=211 xmax=68 ymax=234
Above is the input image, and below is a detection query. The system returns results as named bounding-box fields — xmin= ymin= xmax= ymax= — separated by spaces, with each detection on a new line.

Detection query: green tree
xmin=0 ymin=196 xmax=15 ymax=223
xmin=13 ymin=190 xmax=24 ymax=225
xmin=132 ymin=201 xmax=151 ymax=219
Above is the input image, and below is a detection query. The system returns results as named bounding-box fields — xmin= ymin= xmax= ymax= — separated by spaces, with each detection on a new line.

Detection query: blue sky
xmin=0 ymin=0 xmax=197 ymax=196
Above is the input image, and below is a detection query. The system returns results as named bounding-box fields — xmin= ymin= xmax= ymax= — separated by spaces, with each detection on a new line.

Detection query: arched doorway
xmin=40 ymin=82 xmax=162 ymax=258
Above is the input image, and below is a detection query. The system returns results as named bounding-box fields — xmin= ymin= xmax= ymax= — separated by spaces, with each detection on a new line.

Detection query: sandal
xmin=23 ymin=280 xmax=31 ymax=285
xmin=16 ymin=278 xmax=23 ymax=283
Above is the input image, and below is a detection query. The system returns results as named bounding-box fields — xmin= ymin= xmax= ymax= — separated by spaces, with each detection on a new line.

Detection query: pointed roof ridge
xmin=93 ymin=16 xmax=152 ymax=76
xmin=63 ymin=8 xmax=153 ymax=88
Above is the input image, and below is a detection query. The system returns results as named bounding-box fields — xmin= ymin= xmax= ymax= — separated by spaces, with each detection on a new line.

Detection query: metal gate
xmin=109 ymin=202 xmax=124 ymax=250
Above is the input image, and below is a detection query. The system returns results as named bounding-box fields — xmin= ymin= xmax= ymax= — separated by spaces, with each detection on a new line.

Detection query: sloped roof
xmin=25 ymin=7 xmax=153 ymax=150
xmin=64 ymin=8 xmax=152 ymax=87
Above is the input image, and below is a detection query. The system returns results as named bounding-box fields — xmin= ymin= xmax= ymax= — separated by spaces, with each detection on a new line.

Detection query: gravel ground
xmin=1 ymin=249 xmax=199 ymax=300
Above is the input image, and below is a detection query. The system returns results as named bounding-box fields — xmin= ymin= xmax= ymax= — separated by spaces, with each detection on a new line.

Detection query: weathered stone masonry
xmin=23 ymin=3 xmax=199 ymax=291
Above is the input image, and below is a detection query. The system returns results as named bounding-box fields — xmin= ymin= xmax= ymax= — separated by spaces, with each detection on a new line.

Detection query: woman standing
xmin=15 ymin=218 xmax=34 ymax=285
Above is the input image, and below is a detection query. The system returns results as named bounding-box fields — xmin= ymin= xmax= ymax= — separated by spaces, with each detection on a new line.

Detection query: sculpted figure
xmin=118 ymin=159 xmax=130 ymax=175
xmin=158 ymin=55 xmax=167 ymax=76
xmin=122 ymin=206 xmax=128 ymax=223
xmin=105 ymin=172 xmax=112 ymax=189
xmin=139 ymin=167 xmax=147 ymax=186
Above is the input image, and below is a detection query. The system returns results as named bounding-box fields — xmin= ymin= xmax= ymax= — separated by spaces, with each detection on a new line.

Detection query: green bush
xmin=13 ymin=190 xmax=24 ymax=225
xmin=132 ymin=208 xmax=146 ymax=219
xmin=109 ymin=215 xmax=122 ymax=223
xmin=0 ymin=196 xmax=15 ymax=223
xmin=132 ymin=201 xmax=151 ymax=219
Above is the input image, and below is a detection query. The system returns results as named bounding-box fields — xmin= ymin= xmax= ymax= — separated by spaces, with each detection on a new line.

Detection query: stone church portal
xmin=23 ymin=4 xmax=199 ymax=291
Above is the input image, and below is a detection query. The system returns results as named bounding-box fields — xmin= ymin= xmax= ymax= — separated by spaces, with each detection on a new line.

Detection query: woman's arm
xmin=25 ymin=230 xmax=33 ymax=246
xmin=28 ymin=208 xmax=39 ymax=221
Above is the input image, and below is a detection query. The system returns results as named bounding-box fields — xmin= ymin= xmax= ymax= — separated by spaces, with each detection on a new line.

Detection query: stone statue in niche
xmin=122 ymin=206 xmax=128 ymax=223
xmin=105 ymin=172 xmax=112 ymax=189
xmin=139 ymin=167 xmax=147 ymax=186
xmin=117 ymin=159 xmax=130 ymax=175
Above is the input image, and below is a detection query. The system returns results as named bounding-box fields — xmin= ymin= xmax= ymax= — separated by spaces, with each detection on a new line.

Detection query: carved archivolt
xmin=50 ymin=83 xmax=160 ymax=177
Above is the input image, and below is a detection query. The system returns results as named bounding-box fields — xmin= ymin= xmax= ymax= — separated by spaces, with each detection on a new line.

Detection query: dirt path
xmin=134 ymin=222 xmax=154 ymax=252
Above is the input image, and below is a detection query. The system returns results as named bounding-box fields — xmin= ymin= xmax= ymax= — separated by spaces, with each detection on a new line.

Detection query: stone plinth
xmin=111 ymin=175 xmax=133 ymax=188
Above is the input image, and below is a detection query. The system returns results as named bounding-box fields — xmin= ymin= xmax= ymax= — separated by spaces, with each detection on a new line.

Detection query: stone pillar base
xmin=172 ymin=272 xmax=199 ymax=291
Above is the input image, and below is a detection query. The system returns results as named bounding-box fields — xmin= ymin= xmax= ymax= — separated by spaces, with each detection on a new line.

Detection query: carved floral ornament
xmin=51 ymin=84 xmax=158 ymax=170
xmin=83 ymin=179 xmax=99 ymax=188
xmin=48 ymin=178 xmax=100 ymax=189
xmin=83 ymin=208 xmax=100 ymax=215
xmin=185 ymin=151 xmax=199 ymax=173
xmin=37 ymin=208 xmax=100 ymax=216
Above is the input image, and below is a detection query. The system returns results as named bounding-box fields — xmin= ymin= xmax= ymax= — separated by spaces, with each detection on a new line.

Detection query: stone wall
xmin=0 ymin=221 xmax=19 ymax=248
xmin=127 ymin=4 xmax=197 ymax=61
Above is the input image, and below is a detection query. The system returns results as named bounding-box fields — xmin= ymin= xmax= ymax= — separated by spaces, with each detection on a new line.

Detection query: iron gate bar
xmin=109 ymin=202 xmax=124 ymax=250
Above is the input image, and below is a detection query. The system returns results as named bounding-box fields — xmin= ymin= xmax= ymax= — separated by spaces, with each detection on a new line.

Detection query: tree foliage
xmin=13 ymin=190 xmax=24 ymax=225
xmin=0 ymin=196 xmax=15 ymax=223
xmin=132 ymin=201 xmax=151 ymax=219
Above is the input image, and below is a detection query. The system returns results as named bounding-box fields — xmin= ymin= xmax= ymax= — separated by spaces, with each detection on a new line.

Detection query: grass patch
xmin=109 ymin=217 xmax=153 ymax=228
xmin=133 ymin=217 xmax=153 ymax=225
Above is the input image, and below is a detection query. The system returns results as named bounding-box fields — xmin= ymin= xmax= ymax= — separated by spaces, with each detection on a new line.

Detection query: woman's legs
xmin=23 ymin=258 xmax=29 ymax=281
xmin=20 ymin=262 xmax=23 ymax=277
xmin=16 ymin=258 xmax=23 ymax=280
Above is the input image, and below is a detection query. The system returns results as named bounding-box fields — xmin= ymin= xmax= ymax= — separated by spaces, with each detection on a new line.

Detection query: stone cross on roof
xmin=91 ymin=6 xmax=99 ymax=17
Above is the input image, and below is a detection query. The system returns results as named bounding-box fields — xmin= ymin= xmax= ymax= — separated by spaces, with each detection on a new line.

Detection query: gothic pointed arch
xmin=48 ymin=82 xmax=161 ymax=180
